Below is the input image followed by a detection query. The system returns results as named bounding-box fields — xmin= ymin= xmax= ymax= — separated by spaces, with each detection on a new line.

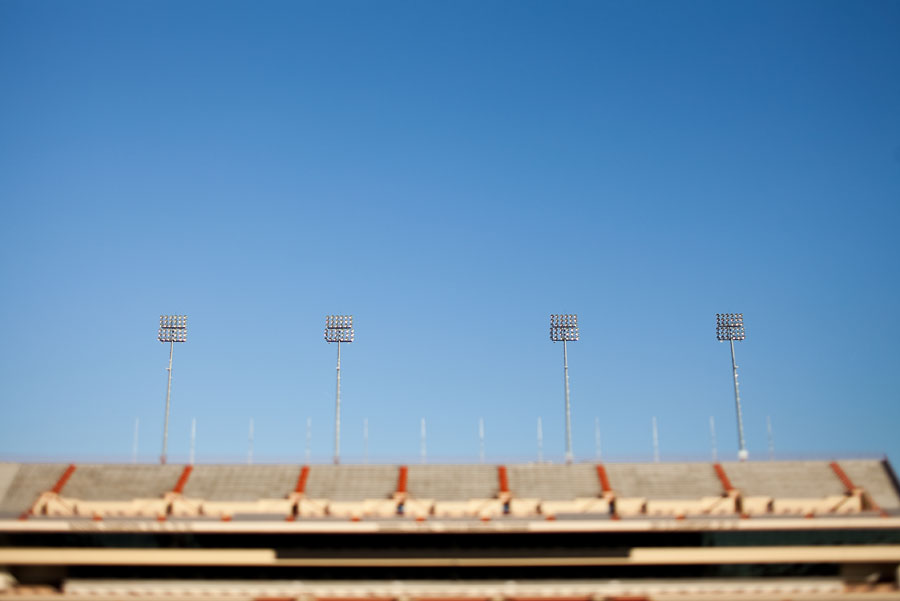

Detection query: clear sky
xmin=1 ymin=1 xmax=898 ymax=465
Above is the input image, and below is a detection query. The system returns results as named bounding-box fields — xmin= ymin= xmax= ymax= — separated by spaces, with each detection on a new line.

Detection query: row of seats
xmin=35 ymin=495 xmax=501 ymax=520
xmin=32 ymin=489 xmax=871 ymax=521
xmin=32 ymin=490 xmax=867 ymax=519
xmin=6 ymin=461 xmax=896 ymax=501
xmin=4 ymin=460 xmax=896 ymax=520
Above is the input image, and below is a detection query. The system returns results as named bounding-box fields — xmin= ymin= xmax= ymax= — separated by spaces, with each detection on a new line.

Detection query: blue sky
xmin=1 ymin=1 xmax=898 ymax=465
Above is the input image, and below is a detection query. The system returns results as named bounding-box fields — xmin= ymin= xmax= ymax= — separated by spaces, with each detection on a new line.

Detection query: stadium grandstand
xmin=2 ymin=459 xmax=900 ymax=600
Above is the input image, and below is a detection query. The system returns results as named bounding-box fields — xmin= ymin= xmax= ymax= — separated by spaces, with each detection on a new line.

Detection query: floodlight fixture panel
xmin=325 ymin=314 xmax=354 ymax=343
xmin=550 ymin=314 xmax=579 ymax=341
xmin=158 ymin=315 xmax=187 ymax=343
xmin=716 ymin=313 xmax=745 ymax=341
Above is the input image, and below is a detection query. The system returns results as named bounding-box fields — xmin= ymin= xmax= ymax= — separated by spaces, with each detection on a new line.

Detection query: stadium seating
xmin=604 ymin=462 xmax=731 ymax=517
xmin=406 ymin=464 xmax=498 ymax=499
xmin=178 ymin=465 xmax=300 ymax=518
xmin=63 ymin=464 xmax=183 ymax=500
xmin=723 ymin=461 xmax=864 ymax=516
xmin=49 ymin=464 xmax=182 ymax=518
xmin=302 ymin=464 xmax=397 ymax=500
xmin=3 ymin=459 xmax=898 ymax=600
xmin=722 ymin=461 xmax=845 ymax=497
xmin=2 ymin=459 xmax=896 ymax=522
xmin=0 ymin=463 xmax=68 ymax=518
xmin=0 ymin=464 xmax=21 ymax=511
xmin=505 ymin=464 xmax=610 ymax=517
xmin=838 ymin=459 xmax=900 ymax=511
xmin=181 ymin=465 xmax=300 ymax=500
xmin=303 ymin=465 xmax=398 ymax=518
xmin=605 ymin=462 xmax=725 ymax=498
xmin=406 ymin=464 xmax=501 ymax=518
xmin=507 ymin=464 xmax=603 ymax=499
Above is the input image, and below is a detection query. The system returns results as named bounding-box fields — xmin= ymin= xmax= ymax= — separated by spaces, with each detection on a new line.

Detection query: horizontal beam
xmin=58 ymin=577 xmax=850 ymax=600
xmin=3 ymin=546 xmax=900 ymax=567
xmin=2 ymin=516 xmax=900 ymax=534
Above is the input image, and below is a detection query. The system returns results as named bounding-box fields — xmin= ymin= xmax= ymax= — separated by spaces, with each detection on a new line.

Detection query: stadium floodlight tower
xmin=550 ymin=314 xmax=578 ymax=464
xmin=716 ymin=313 xmax=748 ymax=461
xmin=158 ymin=315 xmax=187 ymax=465
xmin=325 ymin=315 xmax=354 ymax=464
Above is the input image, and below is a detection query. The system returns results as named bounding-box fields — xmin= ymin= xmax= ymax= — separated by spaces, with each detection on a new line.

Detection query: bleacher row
xmin=0 ymin=460 xmax=897 ymax=521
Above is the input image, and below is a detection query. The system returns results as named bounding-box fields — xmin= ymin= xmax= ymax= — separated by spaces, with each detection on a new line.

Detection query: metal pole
xmin=161 ymin=340 xmax=174 ymax=465
xmin=420 ymin=418 xmax=427 ymax=464
xmin=334 ymin=341 xmax=341 ymax=465
xmin=652 ymin=416 xmax=660 ymax=463
xmin=766 ymin=415 xmax=774 ymax=461
xmin=537 ymin=417 xmax=544 ymax=463
xmin=305 ymin=417 xmax=311 ymax=463
xmin=478 ymin=417 xmax=485 ymax=464
xmin=594 ymin=417 xmax=601 ymax=461
xmin=730 ymin=339 xmax=748 ymax=461
xmin=132 ymin=418 xmax=140 ymax=464
xmin=248 ymin=418 xmax=254 ymax=465
xmin=364 ymin=417 xmax=369 ymax=464
xmin=709 ymin=416 xmax=718 ymax=462
xmin=563 ymin=339 xmax=573 ymax=464
xmin=189 ymin=418 xmax=196 ymax=465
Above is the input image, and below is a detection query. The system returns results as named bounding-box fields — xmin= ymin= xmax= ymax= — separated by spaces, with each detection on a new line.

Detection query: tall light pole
xmin=716 ymin=313 xmax=748 ymax=461
xmin=537 ymin=417 xmax=544 ymax=463
xmin=420 ymin=418 xmax=427 ymax=464
xmin=325 ymin=315 xmax=354 ymax=465
xmin=132 ymin=418 xmax=140 ymax=464
xmin=158 ymin=315 xmax=187 ymax=465
xmin=550 ymin=314 xmax=578 ymax=464
xmin=305 ymin=417 xmax=312 ymax=463
xmin=189 ymin=418 xmax=196 ymax=466
xmin=363 ymin=418 xmax=369 ymax=464
xmin=478 ymin=417 xmax=485 ymax=464
xmin=247 ymin=418 xmax=254 ymax=465
xmin=652 ymin=416 xmax=660 ymax=463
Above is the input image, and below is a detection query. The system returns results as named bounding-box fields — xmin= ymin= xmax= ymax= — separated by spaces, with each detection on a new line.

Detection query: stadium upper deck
xmin=1 ymin=458 xmax=898 ymax=522
xmin=2 ymin=459 xmax=900 ymax=600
